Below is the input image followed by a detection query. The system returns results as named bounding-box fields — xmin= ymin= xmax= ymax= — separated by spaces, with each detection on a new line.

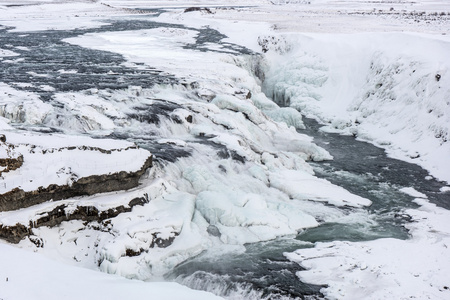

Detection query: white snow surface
xmin=0 ymin=2 xmax=116 ymax=32
xmin=0 ymin=129 xmax=151 ymax=194
xmin=0 ymin=48 xmax=19 ymax=57
xmin=261 ymin=32 xmax=450 ymax=183
xmin=285 ymin=198 xmax=450 ymax=299
xmin=0 ymin=241 xmax=222 ymax=300
xmin=400 ymin=187 xmax=428 ymax=199
xmin=0 ymin=1 xmax=449 ymax=300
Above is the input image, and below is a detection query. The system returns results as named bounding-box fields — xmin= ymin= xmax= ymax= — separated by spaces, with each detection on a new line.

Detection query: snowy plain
xmin=0 ymin=0 xmax=449 ymax=299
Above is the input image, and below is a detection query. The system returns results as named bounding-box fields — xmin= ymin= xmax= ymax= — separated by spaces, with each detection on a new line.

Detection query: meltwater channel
xmin=1 ymin=12 xmax=449 ymax=300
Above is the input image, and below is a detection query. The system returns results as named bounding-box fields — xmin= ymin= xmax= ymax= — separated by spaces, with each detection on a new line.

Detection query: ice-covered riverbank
xmin=261 ymin=32 xmax=450 ymax=184
xmin=286 ymin=197 xmax=450 ymax=299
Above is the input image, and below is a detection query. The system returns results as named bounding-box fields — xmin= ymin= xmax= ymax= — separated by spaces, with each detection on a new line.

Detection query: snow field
xmin=0 ymin=2 xmax=117 ymax=32
xmin=0 ymin=241 xmax=223 ymax=300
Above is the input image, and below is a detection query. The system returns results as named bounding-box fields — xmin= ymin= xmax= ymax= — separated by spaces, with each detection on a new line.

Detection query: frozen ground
xmin=0 ymin=0 xmax=449 ymax=299
xmin=0 ymin=241 xmax=223 ymax=300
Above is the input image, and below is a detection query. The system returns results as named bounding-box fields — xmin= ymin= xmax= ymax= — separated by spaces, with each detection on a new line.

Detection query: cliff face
xmin=0 ymin=132 xmax=154 ymax=243
xmin=0 ymin=155 xmax=152 ymax=212
xmin=0 ymin=195 xmax=150 ymax=244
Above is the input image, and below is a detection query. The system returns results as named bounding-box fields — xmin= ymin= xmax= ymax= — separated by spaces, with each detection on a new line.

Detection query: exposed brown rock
xmin=0 ymin=222 xmax=31 ymax=244
xmin=125 ymin=248 xmax=145 ymax=257
xmin=0 ymin=155 xmax=152 ymax=212
xmin=0 ymin=195 xmax=150 ymax=244
xmin=184 ymin=7 xmax=213 ymax=14
xmin=0 ymin=154 xmax=23 ymax=176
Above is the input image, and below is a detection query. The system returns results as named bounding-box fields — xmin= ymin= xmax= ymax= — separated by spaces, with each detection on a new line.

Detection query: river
xmin=166 ymin=116 xmax=449 ymax=299
xmin=1 ymin=11 xmax=449 ymax=300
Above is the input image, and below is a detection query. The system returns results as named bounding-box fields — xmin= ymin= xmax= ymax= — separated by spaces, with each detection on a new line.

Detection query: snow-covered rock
xmin=0 ymin=130 xmax=152 ymax=211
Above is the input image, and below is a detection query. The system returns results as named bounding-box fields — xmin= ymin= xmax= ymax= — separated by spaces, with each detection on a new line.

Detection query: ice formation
xmin=261 ymin=32 xmax=450 ymax=183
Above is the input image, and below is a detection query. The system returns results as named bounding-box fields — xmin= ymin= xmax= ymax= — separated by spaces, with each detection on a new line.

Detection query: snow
xmin=285 ymin=198 xmax=450 ymax=299
xmin=269 ymin=170 xmax=372 ymax=207
xmin=0 ymin=130 xmax=151 ymax=194
xmin=4 ymin=129 xmax=134 ymax=150
xmin=0 ymin=242 xmax=223 ymax=300
xmin=0 ymin=2 xmax=115 ymax=32
xmin=0 ymin=117 xmax=12 ymax=130
xmin=52 ymin=93 xmax=119 ymax=133
xmin=261 ymin=32 xmax=450 ymax=183
xmin=400 ymin=187 xmax=428 ymax=199
xmin=0 ymin=83 xmax=53 ymax=125
xmin=0 ymin=1 xmax=449 ymax=299
xmin=154 ymin=8 xmax=272 ymax=53
xmin=0 ymin=48 xmax=19 ymax=57
xmin=65 ymin=27 xmax=199 ymax=67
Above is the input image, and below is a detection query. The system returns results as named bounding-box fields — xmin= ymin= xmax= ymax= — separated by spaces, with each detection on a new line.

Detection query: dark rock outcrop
xmin=0 ymin=136 xmax=24 ymax=176
xmin=0 ymin=154 xmax=24 ymax=176
xmin=184 ymin=7 xmax=213 ymax=14
xmin=0 ymin=222 xmax=30 ymax=244
xmin=123 ymin=231 xmax=179 ymax=257
xmin=0 ymin=155 xmax=152 ymax=212
xmin=0 ymin=195 xmax=150 ymax=243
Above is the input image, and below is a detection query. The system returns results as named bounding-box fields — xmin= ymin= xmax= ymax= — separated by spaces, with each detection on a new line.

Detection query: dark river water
xmin=1 ymin=13 xmax=449 ymax=300
xmin=166 ymin=117 xmax=449 ymax=300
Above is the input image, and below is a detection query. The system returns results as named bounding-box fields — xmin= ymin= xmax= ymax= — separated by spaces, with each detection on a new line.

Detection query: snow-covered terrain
xmin=0 ymin=0 xmax=449 ymax=299
xmin=286 ymin=197 xmax=450 ymax=299
xmin=0 ymin=130 xmax=151 ymax=195
xmin=261 ymin=32 xmax=450 ymax=183
xmin=0 ymin=241 xmax=223 ymax=300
